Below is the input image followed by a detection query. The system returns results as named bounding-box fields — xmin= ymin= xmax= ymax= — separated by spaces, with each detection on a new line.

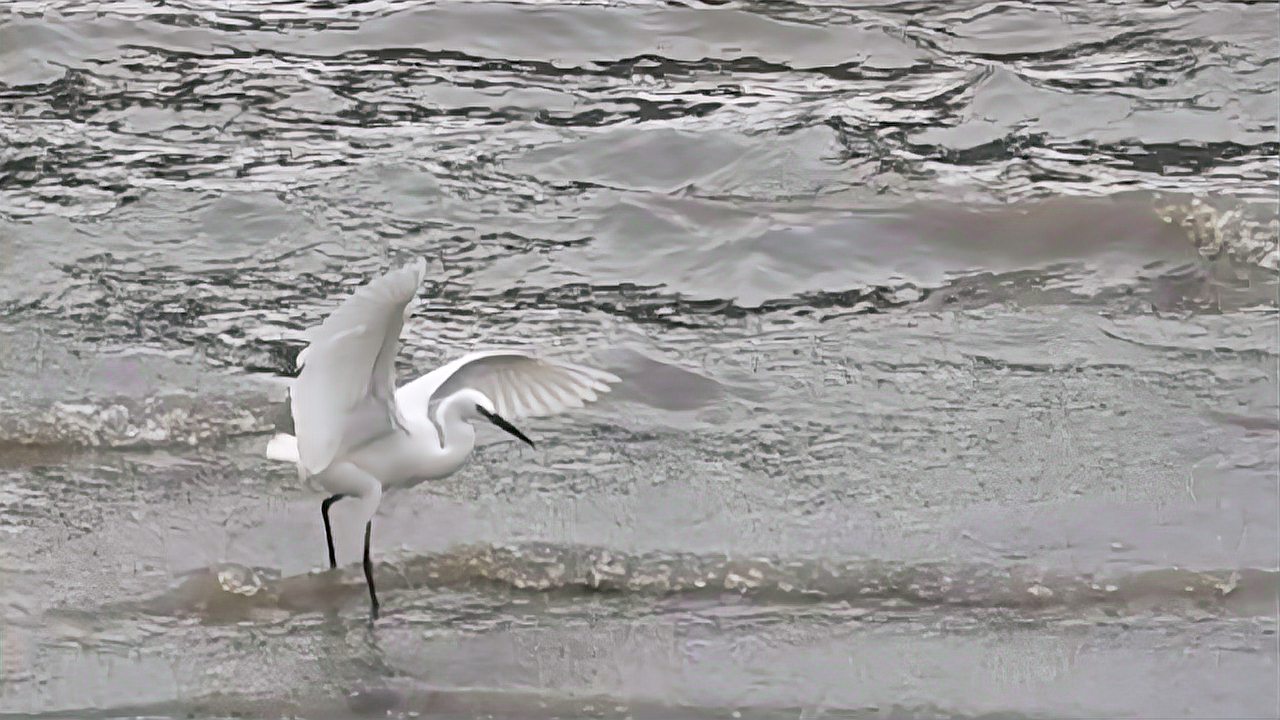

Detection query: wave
xmin=1154 ymin=195 xmax=1279 ymax=272
xmin=14 ymin=195 xmax=1271 ymax=366
xmin=150 ymin=542 xmax=1278 ymax=620
xmin=0 ymin=394 xmax=275 ymax=449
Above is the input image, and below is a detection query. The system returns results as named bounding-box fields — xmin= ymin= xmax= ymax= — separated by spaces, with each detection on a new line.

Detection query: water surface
xmin=0 ymin=1 xmax=1277 ymax=718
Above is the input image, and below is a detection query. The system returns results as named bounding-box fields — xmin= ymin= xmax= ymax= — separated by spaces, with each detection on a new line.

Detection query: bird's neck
xmin=433 ymin=395 xmax=478 ymax=457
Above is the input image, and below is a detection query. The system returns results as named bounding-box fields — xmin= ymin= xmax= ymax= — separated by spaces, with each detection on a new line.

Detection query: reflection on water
xmin=0 ymin=0 xmax=1276 ymax=718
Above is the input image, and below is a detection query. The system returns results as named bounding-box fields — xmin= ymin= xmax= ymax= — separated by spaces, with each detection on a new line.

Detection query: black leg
xmin=321 ymin=494 xmax=345 ymax=569
xmin=363 ymin=520 xmax=380 ymax=620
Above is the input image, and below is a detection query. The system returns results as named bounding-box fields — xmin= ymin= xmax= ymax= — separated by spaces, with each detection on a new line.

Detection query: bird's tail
xmin=265 ymin=433 xmax=301 ymax=463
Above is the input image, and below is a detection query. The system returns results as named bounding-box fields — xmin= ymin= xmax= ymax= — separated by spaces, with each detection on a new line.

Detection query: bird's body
xmin=267 ymin=381 xmax=478 ymax=494
xmin=266 ymin=260 xmax=618 ymax=618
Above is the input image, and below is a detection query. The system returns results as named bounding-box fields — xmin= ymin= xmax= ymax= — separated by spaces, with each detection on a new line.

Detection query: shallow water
xmin=1 ymin=1 xmax=1277 ymax=718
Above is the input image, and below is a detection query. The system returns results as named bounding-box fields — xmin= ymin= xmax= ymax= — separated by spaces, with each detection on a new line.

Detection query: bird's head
xmin=457 ymin=389 xmax=535 ymax=448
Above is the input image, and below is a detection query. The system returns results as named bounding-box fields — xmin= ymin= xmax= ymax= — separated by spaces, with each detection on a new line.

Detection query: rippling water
xmin=1 ymin=1 xmax=1277 ymax=718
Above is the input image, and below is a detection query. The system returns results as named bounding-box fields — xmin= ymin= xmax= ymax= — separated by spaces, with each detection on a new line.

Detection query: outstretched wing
xmin=291 ymin=259 xmax=426 ymax=475
xmin=396 ymin=351 xmax=619 ymax=424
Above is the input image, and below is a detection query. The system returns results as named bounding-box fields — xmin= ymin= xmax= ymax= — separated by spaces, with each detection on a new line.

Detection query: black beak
xmin=476 ymin=405 xmax=535 ymax=448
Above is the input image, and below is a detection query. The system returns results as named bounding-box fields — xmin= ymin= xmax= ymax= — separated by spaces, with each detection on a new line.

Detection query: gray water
xmin=1 ymin=1 xmax=1278 ymax=718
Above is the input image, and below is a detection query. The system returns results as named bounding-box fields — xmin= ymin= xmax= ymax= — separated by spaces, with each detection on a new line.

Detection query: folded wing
xmin=291 ymin=259 xmax=426 ymax=475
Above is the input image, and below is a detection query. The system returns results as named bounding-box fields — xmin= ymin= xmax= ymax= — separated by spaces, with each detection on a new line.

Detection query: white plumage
xmin=291 ymin=259 xmax=424 ymax=477
xmin=266 ymin=260 xmax=618 ymax=618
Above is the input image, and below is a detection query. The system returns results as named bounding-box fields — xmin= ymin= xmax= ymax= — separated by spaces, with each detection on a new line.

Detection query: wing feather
xmin=395 ymin=351 xmax=619 ymax=426
xmin=532 ymin=382 xmax=558 ymax=415
xmin=291 ymin=260 xmax=426 ymax=475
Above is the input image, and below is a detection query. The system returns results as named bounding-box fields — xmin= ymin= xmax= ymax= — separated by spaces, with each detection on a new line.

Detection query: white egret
xmin=265 ymin=259 xmax=618 ymax=618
